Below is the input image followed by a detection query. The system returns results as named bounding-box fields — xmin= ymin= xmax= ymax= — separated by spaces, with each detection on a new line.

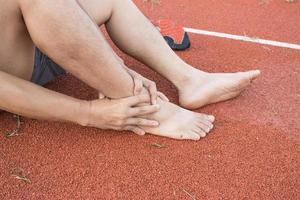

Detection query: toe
xmin=180 ymin=132 xmax=200 ymax=141
xmin=198 ymin=129 xmax=207 ymax=138
xmin=245 ymin=70 xmax=261 ymax=80
xmin=199 ymin=118 xmax=214 ymax=128
xmin=207 ymin=115 xmax=215 ymax=122
xmin=193 ymin=126 xmax=207 ymax=139
xmin=197 ymin=113 xmax=215 ymax=122
xmin=197 ymin=122 xmax=211 ymax=133
xmin=190 ymin=132 xmax=201 ymax=140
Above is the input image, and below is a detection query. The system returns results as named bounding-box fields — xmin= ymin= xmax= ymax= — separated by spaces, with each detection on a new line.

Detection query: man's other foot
xmin=178 ymin=69 xmax=261 ymax=109
xmin=142 ymin=100 xmax=215 ymax=140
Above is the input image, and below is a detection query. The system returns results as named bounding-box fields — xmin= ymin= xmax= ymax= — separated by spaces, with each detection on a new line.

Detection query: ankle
xmin=173 ymin=64 xmax=207 ymax=89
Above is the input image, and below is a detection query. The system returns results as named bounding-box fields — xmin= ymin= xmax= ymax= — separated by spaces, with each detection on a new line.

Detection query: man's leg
xmin=19 ymin=0 xmax=214 ymax=140
xmin=78 ymin=0 xmax=260 ymax=109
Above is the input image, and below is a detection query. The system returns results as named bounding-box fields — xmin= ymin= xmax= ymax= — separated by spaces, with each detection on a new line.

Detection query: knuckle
xmin=136 ymin=119 xmax=143 ymax=124
xmin=120 ymin=112 xmax=127 ymax=118
xmin=150 ymin=82 xmax=156 ymax=88
xmin=124 ymin=109 xmax=131 ymax=116
xmin=145 ymin=121 xmax=152 ymax=126
xmin=152 ymin=105 xmax=159 ymax=111
xmin=137 ymin=96 xmax=143 ymax=102
xmin=139 ymin=107 xmax=147 ymax=113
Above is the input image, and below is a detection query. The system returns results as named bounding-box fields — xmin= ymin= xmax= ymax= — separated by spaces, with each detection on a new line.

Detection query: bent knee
xmin=77 ymin=0 xmax=114 ymax=25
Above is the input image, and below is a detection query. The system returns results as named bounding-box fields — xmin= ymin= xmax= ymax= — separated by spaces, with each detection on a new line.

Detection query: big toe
xmin=245 ymin=70 xmax=261 ymax=80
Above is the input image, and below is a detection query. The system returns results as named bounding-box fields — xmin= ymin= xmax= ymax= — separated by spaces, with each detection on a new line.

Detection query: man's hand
xmin=98 ymin=56 xmax=170 ymax=103
xmin=82 ymin=94 xmax=160 ymax=135
xmin=116 ymin=55 xmax=168 ymax=104
xmin=125 ymin=68 xmax=169 ymax=104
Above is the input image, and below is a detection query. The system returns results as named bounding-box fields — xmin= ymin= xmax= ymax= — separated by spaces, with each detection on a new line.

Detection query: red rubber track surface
xmin=1 ymin=0 xmax=299 ymax=199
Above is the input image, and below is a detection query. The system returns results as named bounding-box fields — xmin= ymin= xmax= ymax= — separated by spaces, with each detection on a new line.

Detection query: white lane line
xmin=184 ymin=27 xmax=300 ymax=50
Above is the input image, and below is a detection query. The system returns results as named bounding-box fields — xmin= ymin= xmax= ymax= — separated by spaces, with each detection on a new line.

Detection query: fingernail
xmin=152 ymin=121 xmax=159 ymax=126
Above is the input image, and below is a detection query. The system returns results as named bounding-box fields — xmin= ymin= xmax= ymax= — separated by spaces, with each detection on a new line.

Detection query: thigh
xmin=0 ymin=0 xmax=35 ymax=81
xmin=77 ymin=0 xmax=114 ymax=26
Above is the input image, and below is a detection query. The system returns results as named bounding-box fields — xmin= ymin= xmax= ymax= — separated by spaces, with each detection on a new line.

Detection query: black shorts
xmin=31 ymin=48 xmax=66 ymax=86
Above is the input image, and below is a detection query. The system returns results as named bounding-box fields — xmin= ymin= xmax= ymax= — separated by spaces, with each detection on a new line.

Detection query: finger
xmin=129 ymin=104 xmax=160 ymax=116
xmin=157 ymin=92 xmax=169 ymax=102
xmin=99 ymin=92 xmax=105 ymax=99
xmin=124 ymin=126 xmax=145 ymax=135
xmin=133 ymin=77 xmax=143 ymax=95
xmin=147 ymin=82 xmax=158 ymax=105
xmin=125 ymin=118 xmax=159 ymax=127
xmin=123 ymin=94 xmax=151 ymax=106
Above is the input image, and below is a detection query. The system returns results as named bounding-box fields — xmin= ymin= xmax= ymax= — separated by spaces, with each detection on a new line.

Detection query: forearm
xmin=19 ymin=0 xmax=134 ymax=98
xmin=0 ymin=71 xmax=87 ymax=125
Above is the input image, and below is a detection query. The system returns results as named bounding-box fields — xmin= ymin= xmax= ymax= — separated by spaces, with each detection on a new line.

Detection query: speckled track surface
xmin=1 ymin=0 xmax=299 ymax=199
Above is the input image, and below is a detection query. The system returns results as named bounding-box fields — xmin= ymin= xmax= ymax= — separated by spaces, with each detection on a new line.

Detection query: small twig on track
xmin=180 ymin=187 xmax=196 ymax=200
xmin=144 ymin=0 xmax=160 ymax=4
xmin=4 ymin=115 xmax=22 ymax=138
xmin=10 ymin=168 xmax=31 ymax=184
xmin=285 ymin=0 xmax=297 ymax=3
xmin=150 ymin=143 xmax=167 ymax=148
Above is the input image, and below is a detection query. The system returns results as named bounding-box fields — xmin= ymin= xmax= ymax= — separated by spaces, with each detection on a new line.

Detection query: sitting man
xmin=0 ymin=0 xmax=260 ymax=140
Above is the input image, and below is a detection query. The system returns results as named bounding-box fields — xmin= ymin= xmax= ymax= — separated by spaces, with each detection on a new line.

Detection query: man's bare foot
xmin=142 ymin=99 xmax=215 ymax=140
xmin=178 ymin=69 xmax=261 ymax=109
